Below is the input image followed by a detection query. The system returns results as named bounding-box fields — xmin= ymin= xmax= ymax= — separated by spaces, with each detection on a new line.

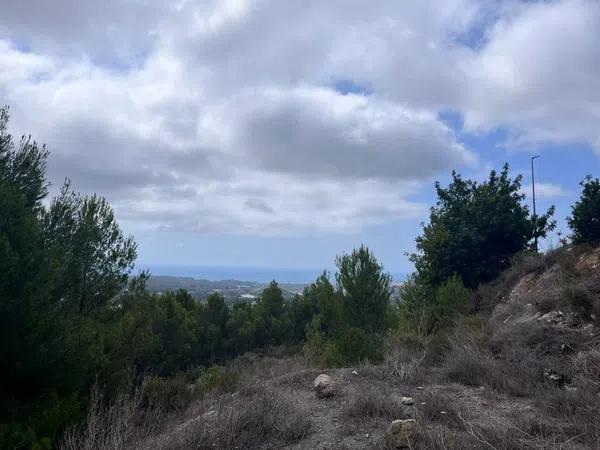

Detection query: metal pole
xmin=531 ymin=155 xmax=540 ymax=252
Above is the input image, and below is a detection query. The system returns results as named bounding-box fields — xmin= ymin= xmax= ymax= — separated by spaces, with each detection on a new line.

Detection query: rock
xmin=575 ymin=248 xmax=600 ymax=273
xmin=387 ymin=419 xmax=417 ymax=448
xmin=401 ymin=396 xmax=414 ymax=405
xmin=313 ymin=374 xmax=337 ymax=398
xmin=416 ymin=386 xmax=424 ymax=390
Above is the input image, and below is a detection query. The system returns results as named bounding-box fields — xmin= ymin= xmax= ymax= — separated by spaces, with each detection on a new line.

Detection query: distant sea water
xmin=137 ymin=265 xmax=407 ymax=284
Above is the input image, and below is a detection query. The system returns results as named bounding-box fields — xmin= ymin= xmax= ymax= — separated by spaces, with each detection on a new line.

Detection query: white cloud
xmin=521 ymin=183 xmax=570 ymax=199
xmin=1 ymin=0 xmax=598 ymax=235
xmin=462 ymin=0 xmax=600 ymax=151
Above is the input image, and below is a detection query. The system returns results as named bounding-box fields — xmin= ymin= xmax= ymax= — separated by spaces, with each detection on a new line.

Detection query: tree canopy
xmin=568 ymin=176 xmax=600 ymax=244
xmin=412 ymin=164 xmax=555 ymax=289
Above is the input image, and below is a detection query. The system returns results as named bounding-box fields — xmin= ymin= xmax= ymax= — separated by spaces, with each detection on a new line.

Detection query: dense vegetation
xmin=411 ymin=165 xmax=555 ymax=290
xmin=568 ymin=175 xmax=600 ymax=244
xmin=1 ymin=105 xmax=597 ymax=448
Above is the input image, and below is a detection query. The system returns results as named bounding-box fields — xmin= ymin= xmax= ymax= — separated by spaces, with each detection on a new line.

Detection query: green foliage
xmin=0 ymin=106 xmax=49 ymax=209
xmin=43 ymin=183 xmax=137 ymax=315
xmin=0 ymin=107 xmax=137 ymax=449
xmin=432 ymin=275 xmax=470 ymax=327
xmin=195 ymin=366 xmax=240 ymax=395
xmin=568 ymin=176 xmax=600 ymax=244
xmin=330 ymin=326 xmax=384 ymax=365
xmin=398 ymin=274 xmax=470 ymax=336
xmin=253 ymin=281 xmax=291 ymax=347
xmin=305 ymin=246 xmax=391 ymax=365
xmin=397 ymin=273 xmax=435 ymax=336
xmin=412 ymin=164 xmax=555 ymax=289
xmin=336 ymin=246 xmax=391 ymax=332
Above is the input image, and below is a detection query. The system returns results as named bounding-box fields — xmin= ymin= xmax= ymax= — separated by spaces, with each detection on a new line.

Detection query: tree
xmin=412 ymin=164 xmax=555 ymax=289
xmin=0 ymin=106 xmax=139 ymax=448
xmin=335 ymin=245 xmax=391 ymax=333
xmin=305 ymin=247 xmax=391 ymax=365
xmin=254 ymin=281 xmax=290 ymax=346
xmin=43 ymin=184 xmax=137 ymax=315
xmin=0 ymin=106 xmax=49 ymax=209
xmin=202 ymin=292 xmax=230 ymax=361
xmin=224 ymin=301 xmax=256 ymax=355
xmin=568 ymin=176 xmax=600 ymax=244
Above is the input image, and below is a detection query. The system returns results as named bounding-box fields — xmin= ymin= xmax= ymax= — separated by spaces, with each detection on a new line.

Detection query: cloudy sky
xmin=1 ymin=0 xmax=598 ymax=280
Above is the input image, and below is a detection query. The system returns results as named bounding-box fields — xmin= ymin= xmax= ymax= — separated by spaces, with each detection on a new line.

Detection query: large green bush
xmin=568 ymin=176 xmax=600 ymax=244
xmin=412 ymin=164 xmax=555 ymax=289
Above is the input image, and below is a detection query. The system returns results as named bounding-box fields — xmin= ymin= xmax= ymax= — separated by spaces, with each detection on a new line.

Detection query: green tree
xmin=202 ymin=292 xmax=230 ymax=361
xmin=224 ymin=301 xmax=256 ymax=355
xmin=568 ymin=176 xmax=600 ymax=244
xmin=305 ymin=247 xmax=391 ymax=365
xmin=0 ymin=107 xmax=83 ymax=449
xmin=0 ymin=106 xmax=49 ymax=209
xmin=335 ymin=245 xmax=391 ymax=333
xmin=43 ymin=185 xmax=137 ymax=315
xmin=412 ymin=164 xmax=555 ymax=289
xmin=254 ymin=281 xmax=290 ymax=346
xmin=0 ymin=106 xmax=139 ymax=448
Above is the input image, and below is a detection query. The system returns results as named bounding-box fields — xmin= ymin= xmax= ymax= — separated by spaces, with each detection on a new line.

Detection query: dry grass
xmin=344 ymin=387 xmax=406 ymax=420
xmin=61 ymin=383 xmax=168 ymax=450
xmin=190 ymin=387 xmax=312 ymax=450
xmin=61 ymin=355 xmax=316 ymax=450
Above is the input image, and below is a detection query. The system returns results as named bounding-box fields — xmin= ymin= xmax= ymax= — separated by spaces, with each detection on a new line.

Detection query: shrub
xmin=142 ymin=376 xmax=196 ymax=412
xmin=536 ymin=383 xmax=600 ymax=448
xmin=345 ymin=388 xmax=404 ymax=420
xmin=199 ymin=388 xmax=312 ymax=449
xmin=432 ymin=275 xmax=470 ymax=327
xmin=416 ymin=393 xmax=461 ymax=428
xmin=195 ymin=366 xmax=239 ymax=396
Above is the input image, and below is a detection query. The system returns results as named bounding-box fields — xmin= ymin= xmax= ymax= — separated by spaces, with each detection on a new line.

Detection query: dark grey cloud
xmin=245 ymin=198 xmax=274 ymax=214
xmin=233 ymin=88 xmax=474 ymax=180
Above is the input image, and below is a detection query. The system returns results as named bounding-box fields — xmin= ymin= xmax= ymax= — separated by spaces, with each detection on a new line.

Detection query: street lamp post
xmin=531 ymin=155 xmax=540 ymax=252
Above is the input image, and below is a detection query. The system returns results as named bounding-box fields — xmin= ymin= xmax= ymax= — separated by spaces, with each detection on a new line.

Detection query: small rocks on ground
xmin=401 ymin=396 xmax=414 ymax=405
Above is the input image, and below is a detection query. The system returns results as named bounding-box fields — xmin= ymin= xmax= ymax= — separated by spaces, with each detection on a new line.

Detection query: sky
xmin=1 ymin=0 xmax=599 ymax=281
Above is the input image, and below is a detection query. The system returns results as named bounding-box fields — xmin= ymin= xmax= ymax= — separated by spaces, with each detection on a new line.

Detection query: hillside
xmin=145 ymin=275 xmax=307 ymax=304
xmin=65 ymin=245 xmax=600 ymax=449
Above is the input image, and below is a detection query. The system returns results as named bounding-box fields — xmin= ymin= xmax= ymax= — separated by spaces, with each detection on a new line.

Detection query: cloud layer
xmin=1 ymin=0 xmax=597 ymax=234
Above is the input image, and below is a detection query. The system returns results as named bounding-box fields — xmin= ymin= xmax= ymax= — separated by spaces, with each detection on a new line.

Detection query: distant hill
xmin=145 ymin=275 xmax=306 ymax=304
